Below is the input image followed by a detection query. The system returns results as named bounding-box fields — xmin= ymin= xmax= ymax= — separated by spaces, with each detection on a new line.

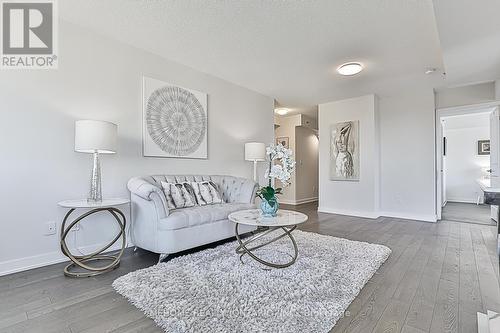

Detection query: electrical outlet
xmin=44 ymin=221 xmax=56 ymax=236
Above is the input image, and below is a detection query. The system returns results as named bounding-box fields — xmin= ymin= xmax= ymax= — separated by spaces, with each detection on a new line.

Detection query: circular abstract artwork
xmin=146 ymin=86 xmax=206 ymax=156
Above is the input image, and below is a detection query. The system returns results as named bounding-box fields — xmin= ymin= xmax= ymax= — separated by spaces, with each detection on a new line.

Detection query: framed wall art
xmin=143 ymin=76 xmax=208 ymax=159
xmin=330 ymin=120 xmax=359 ymax=181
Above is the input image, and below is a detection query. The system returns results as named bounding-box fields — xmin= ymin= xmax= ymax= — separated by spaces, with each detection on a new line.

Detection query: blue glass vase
xmin=260 ymin=197 xmax=279 ymax=217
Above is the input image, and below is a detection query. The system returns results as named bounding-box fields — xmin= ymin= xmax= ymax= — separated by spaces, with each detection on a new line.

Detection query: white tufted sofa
xmin=127 ymin=175 xmax=258 ymax=261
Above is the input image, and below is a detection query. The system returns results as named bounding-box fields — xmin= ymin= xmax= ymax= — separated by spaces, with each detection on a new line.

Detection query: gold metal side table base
xmin=60 ymin=207 xmax=126 ymax=278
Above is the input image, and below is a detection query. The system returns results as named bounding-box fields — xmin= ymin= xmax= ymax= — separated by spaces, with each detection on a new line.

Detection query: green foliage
xmin=256 ymin=186 xmax=282 ymax=207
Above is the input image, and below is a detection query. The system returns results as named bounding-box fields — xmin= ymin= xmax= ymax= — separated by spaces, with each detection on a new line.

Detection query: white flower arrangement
xmin=256 ymin=143 xmax=296 ymax=210
xmin=264 ymin=144 xmax=296 ymax=187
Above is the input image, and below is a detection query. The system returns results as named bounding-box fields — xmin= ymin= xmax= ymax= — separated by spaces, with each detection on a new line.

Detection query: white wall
xmin=318 ymin=95 xmax=380 ymax=218
xmin=496 ymin=79 xmax=500 ymax=100
xmin=379 ymin=89 xmax=438 ymax=221
xmin=0 ymin=21 xmax=274 ymax=275
xmin=435 ymin=82 xmax=496 ymax=109
xmin=443 ymin=114 xmax=490 ymax=203
xmin=318 ymin=89 xmax=437 ymax=222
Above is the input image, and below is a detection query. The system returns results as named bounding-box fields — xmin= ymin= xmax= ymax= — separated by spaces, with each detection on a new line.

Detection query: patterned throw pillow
xmin=191 ymin=181 xmax=223 ymax=206
xmin=160 ymin=182 xmax=197 ymax=210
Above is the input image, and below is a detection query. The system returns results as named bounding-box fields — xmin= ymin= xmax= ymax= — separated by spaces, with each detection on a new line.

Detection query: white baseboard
xmin=447 ymin=198 xmax=482 ymax=204
xmin=318 ymin=206 xmax=437 ymax=223
xmin=317 ymin=206 xmax=379 ymax=219
xmin=0 ymin=241 xmax=133 ymax=277
xmin=378 ymin=211 xmax=437 ymax=223
xmin=280 ymin=197 xmax=318 ymax=205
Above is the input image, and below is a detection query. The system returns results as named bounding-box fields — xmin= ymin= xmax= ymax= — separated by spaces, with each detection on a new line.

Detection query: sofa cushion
xmin=134 ymin=175 xmax=257 ymax=204
xmin=191 ymin=181 xmax=223 ymax=205
xmin=160 ymin=182 xmax=197 ymax=209
xmin=158 ymin=203 xmax=255 ymax=231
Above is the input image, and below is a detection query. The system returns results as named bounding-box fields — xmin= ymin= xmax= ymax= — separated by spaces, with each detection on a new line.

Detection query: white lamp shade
xmin=75 ymin=120 xmax=117 ymax=154
xmin=245 ymin=142 xmax=266 ymax=161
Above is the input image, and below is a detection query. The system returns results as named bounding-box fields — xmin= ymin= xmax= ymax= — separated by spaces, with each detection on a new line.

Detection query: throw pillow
xmin=161 ymin=182 xmax=197 ymax=209
xmin=191 ymin=181 xmax=223 ymax=206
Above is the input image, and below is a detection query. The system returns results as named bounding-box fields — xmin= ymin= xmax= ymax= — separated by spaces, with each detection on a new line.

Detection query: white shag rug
xmin=113 ymin=230 xmax=391 ymax=333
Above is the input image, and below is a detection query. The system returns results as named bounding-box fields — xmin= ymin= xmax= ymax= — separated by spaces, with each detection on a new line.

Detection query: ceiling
xmin=59 ymin=1 xmax=500 ymax=118
xmin=433 ymin=0 xmax=500 ymax=86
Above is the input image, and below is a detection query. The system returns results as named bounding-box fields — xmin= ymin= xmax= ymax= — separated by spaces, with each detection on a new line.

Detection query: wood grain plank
xmin=458 ymin=223 xmax=483 ymax=333
xmin=340 ymin=234 xmax=425 ymax=333
xmin=429 ymin=278 xmax=459 ymax=333
xmin=405 ymin=233 xmax=448 ymax=332
xmin=372 ymin=299 xmax=410 ymax=333
xmin=470 ymin=226 xmax=500 ymax=312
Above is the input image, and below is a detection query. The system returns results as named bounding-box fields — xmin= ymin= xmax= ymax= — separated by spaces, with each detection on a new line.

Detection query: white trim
xmin=378 ymin=211 xmax=437 ymax=223
xmin=437 ymin=100 xmax=500 ymax=114
xmin=317 ymin=206 xmax=379 ymax=219
xmin=317 ymin=206 xmax=437 ymax=222
xmin=280 ymin=197 xmax=318 ymax=205
xmin=0 ymin=242 xmax=133 ymax=277
xmin=435 ymin=101 xmax=500 ymax=221
xmin=446 ymin=198 xmax=478 ymax=204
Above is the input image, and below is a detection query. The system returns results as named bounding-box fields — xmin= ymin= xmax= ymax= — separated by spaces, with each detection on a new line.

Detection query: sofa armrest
xmin=237 ymin=179 xmax=258 ymax=204
xmin=127 ymin=177 xmax=169 ymax=218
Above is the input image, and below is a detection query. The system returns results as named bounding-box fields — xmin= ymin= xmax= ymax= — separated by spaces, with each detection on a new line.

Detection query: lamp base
xmin=253 ymin=160 xmax=258 ymax=182
xmin=88 ymin=151 xmax=102 ymax=203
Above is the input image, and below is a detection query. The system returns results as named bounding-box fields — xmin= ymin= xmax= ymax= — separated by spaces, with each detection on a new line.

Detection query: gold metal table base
xmin=60 ymin=207 xmax=126 ymax=278
xmin=235 ymin=224 xmax=298 ymax=269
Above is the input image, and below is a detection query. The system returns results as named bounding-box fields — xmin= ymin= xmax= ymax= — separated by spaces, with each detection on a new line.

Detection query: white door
xmin=490 ymin=107 xmax=499 ymax=221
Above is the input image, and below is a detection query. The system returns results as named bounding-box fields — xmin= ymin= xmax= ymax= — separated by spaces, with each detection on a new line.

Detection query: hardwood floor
xmin=1 ymin=202 xmax=498 ymax=333
xmin=442 ymin=202 xmax=495 ymax=226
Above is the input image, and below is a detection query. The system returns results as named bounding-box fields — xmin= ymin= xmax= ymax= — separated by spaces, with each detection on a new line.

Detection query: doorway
xmin=274 ymin=112 xmax=319 ymax=206
xmin=436 ymin=103 xmax=500 ymax=223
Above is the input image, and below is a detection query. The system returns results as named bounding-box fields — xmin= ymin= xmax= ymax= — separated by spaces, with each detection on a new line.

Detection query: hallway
xmin=442 ymin=202 xmax=496 ymax=226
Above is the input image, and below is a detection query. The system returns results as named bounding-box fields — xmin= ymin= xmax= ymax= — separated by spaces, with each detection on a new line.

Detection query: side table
xmin=57 ymin=198 xmax=129 ymax=278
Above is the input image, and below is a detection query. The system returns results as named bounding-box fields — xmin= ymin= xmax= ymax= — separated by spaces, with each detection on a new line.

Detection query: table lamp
xmin=75 ymin=120 xmax=117 ymax=203
xmin=245 ymin=142 xmax=266 ymax=182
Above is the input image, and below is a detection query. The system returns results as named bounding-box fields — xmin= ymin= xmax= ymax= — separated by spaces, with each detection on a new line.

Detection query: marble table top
xmin=228 ymin=209 xmax=308 ymax=227
xmin=58 ymin=198 xmax=130 ymax=209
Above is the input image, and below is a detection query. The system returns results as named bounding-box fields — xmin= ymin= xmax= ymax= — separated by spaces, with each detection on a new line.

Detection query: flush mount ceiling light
xmin=337 ymin=62 xmax=363 ymax=76
xmin=275 ymin=108 xmax=289 ymax=116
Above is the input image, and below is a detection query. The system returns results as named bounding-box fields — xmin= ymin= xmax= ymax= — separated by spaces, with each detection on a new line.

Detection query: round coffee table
xmin=228 ymin=209 xmax=308 ymax=268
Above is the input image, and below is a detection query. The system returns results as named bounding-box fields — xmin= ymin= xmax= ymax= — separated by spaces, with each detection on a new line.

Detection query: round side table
xmin=57 ymin=198 xmax=129 ymax=278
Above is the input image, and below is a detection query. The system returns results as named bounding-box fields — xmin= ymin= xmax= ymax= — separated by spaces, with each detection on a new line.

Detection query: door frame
xmin=435 ymin=101 xmax=500 ymax=220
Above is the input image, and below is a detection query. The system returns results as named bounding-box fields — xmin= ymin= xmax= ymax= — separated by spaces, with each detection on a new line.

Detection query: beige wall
xmin=295 ymin=126 xmax=319 ymax=202
xmin=274 ymin=115 xmax=300 ymax=203
xmin=274 ymin=114 xmax=319 ymax=204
